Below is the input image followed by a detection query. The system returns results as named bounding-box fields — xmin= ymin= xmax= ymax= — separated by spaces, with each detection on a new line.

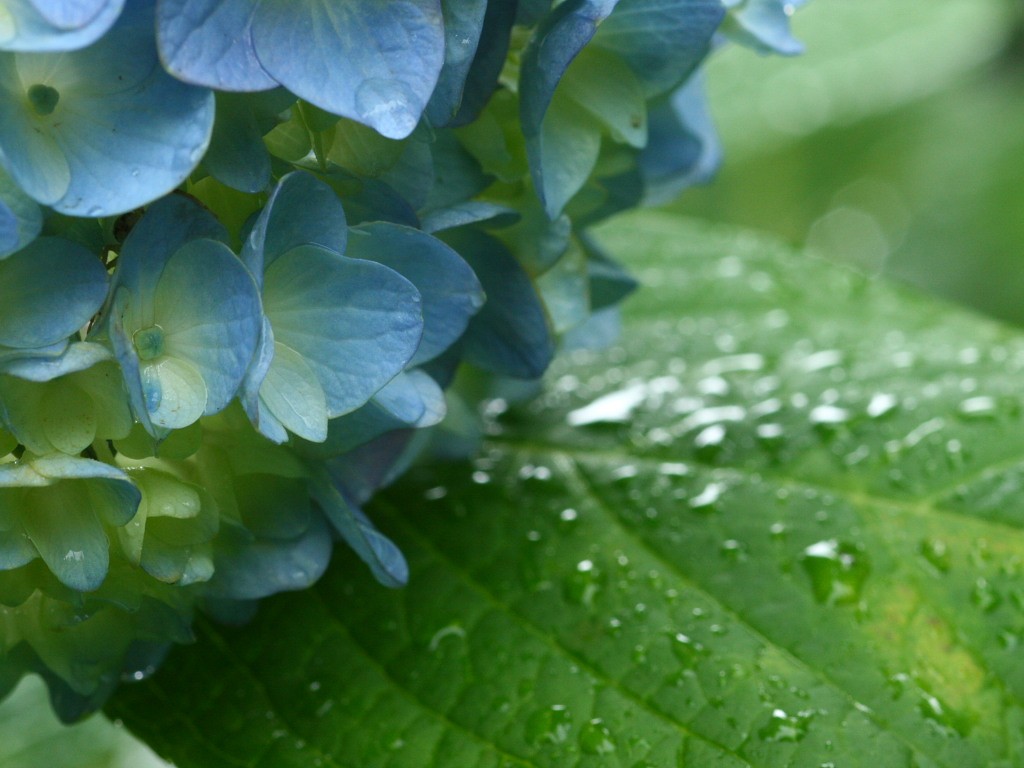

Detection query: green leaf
xmin=111 ymin=213 xmax=1024 ymax=765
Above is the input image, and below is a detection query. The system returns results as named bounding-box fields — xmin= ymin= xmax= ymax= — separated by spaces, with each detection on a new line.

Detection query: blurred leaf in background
xmin=0 ymin=677 xmax=167 ymax=768
xmin=672 ymin=0 xmax=1024 ymax=324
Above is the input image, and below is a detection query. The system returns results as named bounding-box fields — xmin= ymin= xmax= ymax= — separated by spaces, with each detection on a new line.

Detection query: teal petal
xmin=0 ymin=167 xmax=41 ymax=259
xmin=0 ymin=237 xmax=107 ymax=350
xmin=206 ymin=514 xmax=332 ymax=600
xmin=204 ymin=90 xmax=294 ymax=193
xmin=519 ymin=0 xmax=619 ymax=217
xmin=594 ymin=0 xmax=725 ymax=96
xmin=424 ymin=0 xmax=487 ymax=126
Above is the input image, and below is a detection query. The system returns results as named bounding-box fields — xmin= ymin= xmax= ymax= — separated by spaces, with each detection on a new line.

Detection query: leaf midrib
xmin=490 ymin=437 xmax=1024 ymax=538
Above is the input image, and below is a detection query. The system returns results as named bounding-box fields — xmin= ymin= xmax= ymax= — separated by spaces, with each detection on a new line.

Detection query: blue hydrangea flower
xmin=240 ymin=172 xmax=424 ymax=444
xmin=0 ymin=1 xmax=213 ymax=216
xmin=104 ymin=195 xmax=262 ymax=434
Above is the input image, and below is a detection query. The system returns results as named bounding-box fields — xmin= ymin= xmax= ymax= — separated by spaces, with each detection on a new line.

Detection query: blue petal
xmin=0 ymin=0 xmax=122 ymax=52
xmin=721 ymin=0 xmax=805 ymax=56
xmin=30 ymin=0 xmax=111 ymax=29
xmin=424 ymin=0 xmax=487 ymax=126
xmin=594 ymin=0 xmax=725 ymax=96
xmin=262 ymin=245 xmax=423 ymax=416
xmin=108 ymin=288 xmax=155 ymax=435
xmin=251 ymin=0 xmax=445 ymax=139
xmin=243 ymin=171 xmax=348 ymax=279
xmin=110 ymin=195 xmax=227 ymax=329
xmin=152 ymin=238 xmax=262 ymax=416
xmin=0 ymin=167 xmax=41 ymax=259
xmin=639 ymin=73 xmax=721 ymax=205
xmin=0 ymin=2 xmax=214 ymax=215
xmin=445 ymin=228 xmax=555 ymax=379
xmin=346 ymin=222 xmax=483 ymax=365
xmin=0 ymin=237 xmax=107 ymax=349
xmin=206 ymin=513 xmax=332 ymax=600
xmin=310 ymin=472 xmax=408 ymax=588
xmin=373 ymin=369 xmax=445 ymax=427
xmin=156 ymin=0 xmax=277 ymax=90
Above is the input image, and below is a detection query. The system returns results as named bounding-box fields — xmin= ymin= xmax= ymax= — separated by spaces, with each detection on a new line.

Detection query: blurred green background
xmin=2 ymin=0 xmax=1023 ymax=763
xmin=669 ymin=0 xmax=1024 ymax=325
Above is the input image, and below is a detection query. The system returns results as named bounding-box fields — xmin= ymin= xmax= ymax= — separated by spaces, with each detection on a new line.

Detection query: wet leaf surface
xmin=109 ymin=212 xmax=1024 ymax=767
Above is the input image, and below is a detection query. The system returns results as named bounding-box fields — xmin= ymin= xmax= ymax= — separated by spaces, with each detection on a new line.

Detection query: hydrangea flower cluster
xmin=0 ymin=0 xmax=803 ymax=719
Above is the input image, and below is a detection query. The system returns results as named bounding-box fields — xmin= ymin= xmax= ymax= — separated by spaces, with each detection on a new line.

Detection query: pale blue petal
xmin=156 ymin=0 xmax=277 ymax=90
xmin=1 ymin=341 xmax=110 ymax=382
xmin=108 ymin=287 xmax=154 ymax=435
xmin=259 ymin=341 xmax=329 ymax=443
xmin=316 ymin=370 xmax=445 ymax=454
xmin=262 ymin=245 xmax=422 ymax=416
xmin=721 ymin=0 xmax=804 ymax=56
xmin=347 ymin=222 xmax=483 ymax=365
xmin=0 ymin=2 xmax=214 ymax=215
xmin=109 ymin=195 xmax=227 ymax=332
xmin=252 ymin=0 xmax=444 ymax=139
xmin=420 ymin=201 xmax=519 ymax=234
xmin=0 ymin=237 xmax=107 ymax=349
xmin=140 ymin=356 xmax=208 ymax=430
xmin=0 ymin=0 xmax=122 ymax=52
xmin=373 ymin=369 xmax=445 ymax=427
xmin=240 ymin=316 xmax=284 ymax=440
xmin=30 ymin=0 xmax=111 ymax=29
xmin=153 ymin=238 xmax=262 ymax=415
